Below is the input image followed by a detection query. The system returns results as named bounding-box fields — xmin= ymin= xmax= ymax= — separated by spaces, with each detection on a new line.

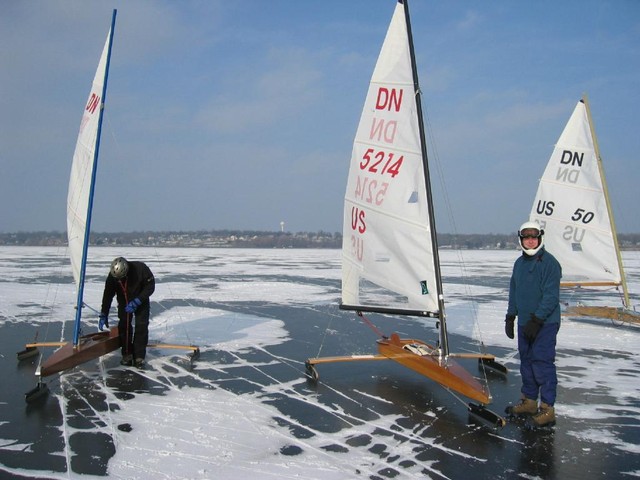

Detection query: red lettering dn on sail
xmin=86 ymin=93 xmax=101 ymax=114
xmin=369 ymin=87 xmax=403 ymax=146
xmin=376 ymin=87 xmax=403 ymax=111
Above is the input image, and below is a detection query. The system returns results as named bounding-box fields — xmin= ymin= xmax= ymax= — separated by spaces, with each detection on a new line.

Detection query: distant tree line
xmin=1 ymin=230 xmax=639 ymax=250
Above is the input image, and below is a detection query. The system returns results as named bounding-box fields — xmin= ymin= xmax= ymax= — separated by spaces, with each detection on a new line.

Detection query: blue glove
xmin=125 ymin=298 xmax=142 ymax=313
xmin=98 ymin=314 xmax=109 ymax=331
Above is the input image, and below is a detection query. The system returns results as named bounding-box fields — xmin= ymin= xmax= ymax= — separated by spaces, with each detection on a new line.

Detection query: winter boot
xmin=120 ymin=354 xmax=133 ymax=366
xmin=505 ymin=397 xmax=538 ymax=416
xmin=529 ymin=402 xmax=556 ymax=428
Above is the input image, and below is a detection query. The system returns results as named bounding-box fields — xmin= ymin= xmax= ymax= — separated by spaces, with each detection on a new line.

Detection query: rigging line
xmin=41 ymin=246 xmax=67 ymax=314
xmin=358 ymin=311 xmax=386 ymax=338
xmin=103 ymin=112 xmax=195 ymax=343
xmin=563 ymin=284 xmax=627 ymax=309
xmin=422 ymin=104 xmax=489 ymax=353
xmin=146 ymin=245 xmax=196 ymax=346
xmin=422 ymin=105 xmax=497 ymax=391
xmin=312 ymin=302 xmax=364 ymax=357
xmin=615 ymin=285 xmax=629 ymax=307
xmin=33 ymin=245 xmax=72 ymax=371
xmin=314 ymin=308 xmax=335 ymax=358
xmin=82 ymin=301 xmax=100 ymax=315
xmin=444 ymin=383 xmax=482 ymax=410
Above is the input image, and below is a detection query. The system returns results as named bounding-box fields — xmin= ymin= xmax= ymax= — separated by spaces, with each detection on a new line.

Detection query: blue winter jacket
xmin=507 ymin=247 xmax=562 ymax=325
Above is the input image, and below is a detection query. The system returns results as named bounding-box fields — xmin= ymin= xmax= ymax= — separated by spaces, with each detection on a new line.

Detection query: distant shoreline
xmin=1 ymin=230 xmax=639 ymax=250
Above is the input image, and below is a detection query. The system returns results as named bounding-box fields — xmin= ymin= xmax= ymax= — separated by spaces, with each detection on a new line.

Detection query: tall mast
xmin=582 ymin=94 xmax=630 ymax=308
xmin=402 ymin=0 xmax=449 ymax=356
xmin=72 ymin=9 xmax=117 ymax=347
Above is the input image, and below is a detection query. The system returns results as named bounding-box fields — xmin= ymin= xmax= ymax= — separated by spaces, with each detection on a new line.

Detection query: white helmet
xmin=518 ymin=221 xmax=544 ymax=256
xmin=110 ymin=257 xmax=129 ymax=279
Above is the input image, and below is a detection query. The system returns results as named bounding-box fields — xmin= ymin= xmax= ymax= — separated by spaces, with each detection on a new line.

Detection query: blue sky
xmin=1 ymin=0 xmax=639 ymax=234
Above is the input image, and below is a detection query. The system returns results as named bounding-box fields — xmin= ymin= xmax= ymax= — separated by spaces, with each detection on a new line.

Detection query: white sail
xmin=529 ymin=99 xmax=621 ymax=287
xmin=308 ymin=1 xmax=507 ymax=411
xmin=341 ymin=1 xmax=437 ymax=315
xmin=66 ymin=28 xmax=112 ymax=287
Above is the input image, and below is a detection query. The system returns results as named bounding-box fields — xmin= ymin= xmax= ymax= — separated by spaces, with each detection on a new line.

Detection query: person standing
xmin=99 ymin=257 xmax=155 ymax=368
xmin=504 ymin=222 xmax=562 ymax=428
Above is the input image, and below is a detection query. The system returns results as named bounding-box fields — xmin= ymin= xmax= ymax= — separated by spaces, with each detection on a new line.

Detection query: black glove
xmin=504 ymin=314 xmax=515 ymax=339
xmin=523 ymin=314 xmax=544 ymax=342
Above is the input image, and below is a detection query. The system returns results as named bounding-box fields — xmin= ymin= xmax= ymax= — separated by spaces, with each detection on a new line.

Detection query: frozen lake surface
xmin=0 ymin=246 xmax=639 ymax=479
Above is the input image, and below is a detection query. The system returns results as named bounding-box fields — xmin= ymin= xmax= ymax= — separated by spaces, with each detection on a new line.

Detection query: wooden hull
xmin=564 ymin=305 xmax=640 ymax=325
xmin=377 ymin=334 xmax=492 ymax=405
xmin=39 ymin=327 xmax=121 ymax=377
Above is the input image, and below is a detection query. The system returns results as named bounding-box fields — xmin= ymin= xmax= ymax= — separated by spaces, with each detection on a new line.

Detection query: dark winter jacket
xmin=100 ymin=261 xmax=155 ymax=318
xmin=507 ymin=247 xmax=562 ymax=326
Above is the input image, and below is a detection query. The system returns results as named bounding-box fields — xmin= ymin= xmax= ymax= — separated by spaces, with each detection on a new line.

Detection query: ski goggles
xmin=519 ymin=228 xmax=542 ymax=239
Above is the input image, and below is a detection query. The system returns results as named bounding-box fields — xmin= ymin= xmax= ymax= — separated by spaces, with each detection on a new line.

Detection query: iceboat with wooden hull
xmin=378 ymin=334 xmax=493 ymax=404
xmin=305 ymin=0 xmax=506 ymax=428
xmin=25 ymin=328 xmax=200 ymax=377
xmin=529 ymin=96 xmax=639 ymax=326
xmin=30 ymin=328 xmax=121 ymax=377
xmin=17 ymin=11 xmax=121 ymax=402
xmin=18 ymin=11 xmax=198 ymax=402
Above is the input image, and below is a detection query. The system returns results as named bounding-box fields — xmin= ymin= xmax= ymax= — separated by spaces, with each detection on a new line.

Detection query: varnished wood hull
xmin=377 ymin=334 xmax=492 ymax=405
xmin=39 ymin=327 xmax=121 ymax=377
xmin=564 ymin=305 xmax=640 ymax=325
